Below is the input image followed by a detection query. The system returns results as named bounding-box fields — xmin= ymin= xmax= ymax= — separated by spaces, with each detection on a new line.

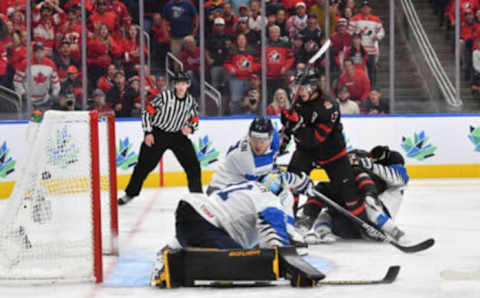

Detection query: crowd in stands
xmin=436 ymin=0 xmax=480 ymax=97
xmin=0 ymin=0 xmax=390 ymax=117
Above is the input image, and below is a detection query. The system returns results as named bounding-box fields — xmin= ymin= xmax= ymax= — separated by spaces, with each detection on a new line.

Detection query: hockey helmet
xmin=295 ymin=68 xmax=320 ymax=87
xmin=249 ymin=116 xmax=274 ymax=140
xmin=172 ymin=70 xmax=191 ymax=85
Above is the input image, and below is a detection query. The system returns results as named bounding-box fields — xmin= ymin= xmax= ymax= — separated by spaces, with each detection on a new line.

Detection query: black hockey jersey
xmin=286 ymin=93 xmax=347 ymax=163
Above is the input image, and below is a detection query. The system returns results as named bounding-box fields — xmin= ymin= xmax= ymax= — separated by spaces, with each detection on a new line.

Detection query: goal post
xmin=0 ymin=110 xmax=118 ymax=283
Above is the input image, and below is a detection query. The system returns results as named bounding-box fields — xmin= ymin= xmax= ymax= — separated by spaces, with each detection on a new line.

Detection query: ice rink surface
xmin=1 ymin=178 xmax=480 ymax=298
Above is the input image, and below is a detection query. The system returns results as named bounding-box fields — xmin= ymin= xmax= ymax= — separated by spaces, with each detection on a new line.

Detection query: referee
xmin=118 ymin=71 xmax=202 ymax=205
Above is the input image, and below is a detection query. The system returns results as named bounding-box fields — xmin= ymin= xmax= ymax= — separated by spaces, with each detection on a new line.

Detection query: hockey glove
xmin=281 ymin=109 xmax=304 ymax=133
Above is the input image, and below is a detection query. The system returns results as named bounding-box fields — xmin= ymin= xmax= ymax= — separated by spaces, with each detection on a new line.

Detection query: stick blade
xmin=392 ymin=238 xmax=435 ymax=253
xmin=382 ymin=265 xmax=401 ymax=284
xmin=318 ymin=265 xmax=400 ymax=285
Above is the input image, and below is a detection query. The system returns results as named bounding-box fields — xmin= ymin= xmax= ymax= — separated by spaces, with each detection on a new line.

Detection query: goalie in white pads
xmin=206 ymin=116 xmax=280 ymax=195
xmin=298 ymin=146 xmax=409 ymax=244
xmin=151 ymin=170 xmax=318 ymax=288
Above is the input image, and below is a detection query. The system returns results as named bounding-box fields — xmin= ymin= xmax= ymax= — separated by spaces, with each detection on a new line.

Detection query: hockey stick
xmin=193 ymin=265 xmax=400 ymax=287
xmin=311 ymin=189 xmax=435 ymax=253
xmin=291 ymin=39 xmax=331 ymax=105
xmin=319 ymin=265 xmax=400 ymax=285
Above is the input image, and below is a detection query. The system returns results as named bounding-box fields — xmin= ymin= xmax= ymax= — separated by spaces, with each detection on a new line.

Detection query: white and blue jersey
xmin=181 ymin=181 xmax=293 ymax=249
xmin=373 ymin=163 xmax=409 ymax=220
xmin=208 ymin=131 xmax=280 ymax=190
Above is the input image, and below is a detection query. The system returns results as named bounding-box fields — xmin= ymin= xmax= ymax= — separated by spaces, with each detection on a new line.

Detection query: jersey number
xmin=217 ymin=184 xmax=254 ymax=201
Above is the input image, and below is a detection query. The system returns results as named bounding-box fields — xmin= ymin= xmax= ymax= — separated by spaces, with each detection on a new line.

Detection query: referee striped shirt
xmin=142 ymin=89 xmax=199 ymax=133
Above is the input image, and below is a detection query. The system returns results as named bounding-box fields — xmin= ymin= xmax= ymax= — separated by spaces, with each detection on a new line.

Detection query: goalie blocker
xmin=154 ymin=246 xmax=325 ymax=288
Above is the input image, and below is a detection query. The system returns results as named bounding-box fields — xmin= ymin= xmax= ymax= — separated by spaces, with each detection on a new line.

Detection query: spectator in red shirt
xmin=447 ymin=0 xmax=479 ymax=26
xmin=55 ymin=4 xmax=82 ymax=60
xmin=224 ymin=33 xmax=260 ymax=113
xmin=180 ymin=35 xmax=201 ymax=97
xmin=336 ymin=58 xmax=370 ymax=103
xmin=151 ymin=13 xmax=170 ymax=71
xmin=330 ymin=18 xmax=353 ymax=64
xmin=267 ymin=88 xmax=291 ymax=115
xmin=111 ymin=0 xmax=131 ymax=35
xmin=222 ymin=2 xmax=238 ymax=36
xmin=266 ymin=24 xmax=294 ymax=102
xmin=33 ymin=2 xmax=63 ymax=57
xmin=89 ymin=0 xmax=119 ymax=39
xmin=87 ymin=23 xmax=122 ymax=86
xmin=2 ymin=0 xmax=26 ymax=16
xmin=121 ymin=25 xmax=148 ymax=78
xmin=96 ymin=64 xmax=117 ymax=94
xmin=9 ymin=30 xmax=27 ymax=72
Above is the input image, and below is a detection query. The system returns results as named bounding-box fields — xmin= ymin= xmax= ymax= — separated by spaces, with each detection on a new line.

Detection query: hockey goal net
xmin=0 ymin=110 xmax=118 ymax=283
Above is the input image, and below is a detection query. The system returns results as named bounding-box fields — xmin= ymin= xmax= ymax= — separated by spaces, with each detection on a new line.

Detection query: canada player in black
xmin=280 ymin=69 xmax=369 ymax=230
xmin=303 ymin=146 xmax=409 ymax=243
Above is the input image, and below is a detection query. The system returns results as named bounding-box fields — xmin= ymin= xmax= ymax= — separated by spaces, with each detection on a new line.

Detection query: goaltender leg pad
xmin=154 ymin=246 xmax=325 ymax=288
xmin=277 ymin=246 xmax=326 ymax=287
xmin=156 ymin=247 xmax=280 ymax=288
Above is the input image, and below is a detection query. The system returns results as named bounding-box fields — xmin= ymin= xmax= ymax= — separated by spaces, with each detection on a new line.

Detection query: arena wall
xmin=0 ymin=114 xmax=479 ymax=199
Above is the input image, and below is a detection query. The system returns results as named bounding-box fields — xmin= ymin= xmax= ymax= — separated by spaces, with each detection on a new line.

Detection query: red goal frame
xmin=89 ymin=110 xmax=118 ymax=283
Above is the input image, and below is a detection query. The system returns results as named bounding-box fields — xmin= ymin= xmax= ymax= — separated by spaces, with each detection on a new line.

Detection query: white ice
xmin=1 ymin=178 xmax=480 ymax=298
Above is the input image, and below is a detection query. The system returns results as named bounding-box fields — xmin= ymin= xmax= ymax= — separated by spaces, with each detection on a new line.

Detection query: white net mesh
xmin=0 ymin=111 xmax=116 ymax=281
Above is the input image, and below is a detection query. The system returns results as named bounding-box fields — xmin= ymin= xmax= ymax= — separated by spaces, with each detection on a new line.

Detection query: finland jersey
xmin=209 ymin=130 xmax=280 ymax=190
xmin=181 ymin=181 xmax=292 ymax=249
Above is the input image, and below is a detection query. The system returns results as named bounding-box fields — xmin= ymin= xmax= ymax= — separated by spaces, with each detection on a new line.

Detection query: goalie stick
xmin=311 ymin=189 xmax=435 ymax=254
xmin=193 ymin=265 xmax=400 ymax=287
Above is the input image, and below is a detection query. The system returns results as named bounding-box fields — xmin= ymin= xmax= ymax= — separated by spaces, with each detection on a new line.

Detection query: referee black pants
xmin=125 ymin=129 xmax=203 ymax=197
